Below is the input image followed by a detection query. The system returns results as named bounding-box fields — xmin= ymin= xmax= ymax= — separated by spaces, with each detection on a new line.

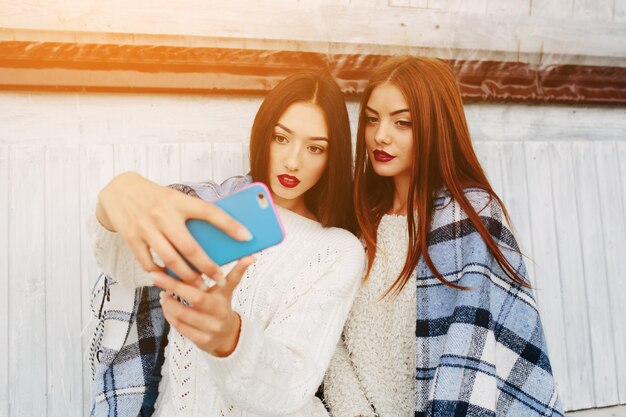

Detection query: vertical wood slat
xmin=180 ymin=143 xmax=213 ymax=183
xmin=146 ymin=144 xmax=181 ymax=186
xmin=548 ymin=142 xmax=594 ymax=409
xmin=498 ymin=142 xmax=535 ymax=284
xmin=572 ymin=142 xmax=620 ymax=407
xmin=114 ymin=144 xmax=148 ymax=176
xmin=531 ymin=0 xmax=574 ymax=18
xmin=473 ymin=141 xmax=505 ymax=200
xmin=45 ymin=145 xmax=82 ymax=417
xmin=78 ymin=144 xmax=114 ymax=417
xmin=211 ymin=142 xmax=245 ymax=184
xmin=615 ymin=0 xmax=626 ymax=22
xmin=617 ymin=142 xmax=626 ymax=403
xmin=9 ymin=146 xmax=47 ymax=417
xmin=523 ymin=142 xmax=570 ymax=405
xmin=573 ymin=0 xmax=614 ymax=20
xmin=594 ymin=142 xmax=626 ymax=404
xmin=487 ymin=0 xmax=530 ymax=15
xmin=0 ymin=146 xmax=9 ymax=417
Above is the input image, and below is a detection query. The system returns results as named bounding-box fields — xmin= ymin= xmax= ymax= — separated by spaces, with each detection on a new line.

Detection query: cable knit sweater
xmin=89 ymin=187 xmax=365 ymax=417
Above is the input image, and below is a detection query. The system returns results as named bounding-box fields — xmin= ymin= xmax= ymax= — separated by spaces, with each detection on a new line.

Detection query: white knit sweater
xmin=89 ymin=205 xmax=365 ymax=417
xmin=324 ymin=215 xmax=416 ymax=417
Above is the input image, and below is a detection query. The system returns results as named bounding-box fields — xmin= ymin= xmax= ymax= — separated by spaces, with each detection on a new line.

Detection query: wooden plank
xmin=573 ymin=0 xmax=614 ymax=21
xmin=0 ymin=146 xmax=8 ymax=417
xmin=45 ymin=145 xmax=82 ymax=417
xmin=616 ymin=0 xmax=626 ymax=22
xmin=78 ymin=144 xmax=114 ymax=416
xmin=617 ymin=142 xmax=626 ymax=403
xmin=8 ymin=145 xmax=47 ymax=416
xmin=571 ymin=142 xmax=619 ymax=407
xmin=487 ymin=0 xmax=530 ymax=15
xmin=180 ymin=143 xmax=214 ymax=183
xmin=548 ymin=142 xmax=594 ymax=410
xmin=523 ymin=142 xmax=570 ymax=404
xmin=114 ymin=143 xmax=147 ymax=176
xmin=594 ymin=142 xmax=626 ymax=404
xmin=146 ymin=144 xmax=181 ymax=186
xmin=211 ymin=142 xmax=245 ymax=184
xmin=531 ymin=0 xmax=574 ymax=18
xmin=473 ymin=141 xmax=504 ymax=200
xmin=499 ymin=142 xmax=535 ymax=284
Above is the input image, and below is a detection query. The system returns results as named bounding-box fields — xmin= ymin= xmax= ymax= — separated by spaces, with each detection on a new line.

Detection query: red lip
xmin=373 ymin=149 xmax=396 ymax=162
xmin=277 ymin=174 xmax=301 ymax=188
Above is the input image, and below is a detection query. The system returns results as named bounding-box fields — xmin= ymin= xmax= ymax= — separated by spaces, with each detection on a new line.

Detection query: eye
xmin=396 ymin=120 xmax=412 ymax=128
xmin=308 ymin=145 xmax=326 ymax=154
xmin=365 ymin=115 xmax=378 ymax=124
xmin=273 ymin=134 xmax=288 ymax=144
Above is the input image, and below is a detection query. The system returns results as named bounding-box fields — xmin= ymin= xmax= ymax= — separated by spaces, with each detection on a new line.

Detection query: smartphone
xmin=166 ymin=182 xmax=285 ymax=279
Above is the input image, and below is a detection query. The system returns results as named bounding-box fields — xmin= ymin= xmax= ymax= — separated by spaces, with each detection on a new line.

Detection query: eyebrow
xmin=365 ymin=106 xmax=410 ymax=116
xmin=275 ymin=123 xmax=328 ymax=142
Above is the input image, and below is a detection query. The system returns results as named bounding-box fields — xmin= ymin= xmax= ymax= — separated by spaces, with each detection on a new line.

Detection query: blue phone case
xmin=166 ymin=182 xmax=285 ymax=279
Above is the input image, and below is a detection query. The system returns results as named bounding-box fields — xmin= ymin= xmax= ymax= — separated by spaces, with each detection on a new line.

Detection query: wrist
xmin=213 ymin=312 xmax=241 ymax=357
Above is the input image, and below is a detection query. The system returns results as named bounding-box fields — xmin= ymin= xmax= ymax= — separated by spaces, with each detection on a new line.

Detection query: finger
xmin=144 ymin=228 xmax=201 ymax=283
xmin=160 ymin=291 xmax=224 ymax=333
xmin=182 ymin=197 xmax=252 ymax=242
xmin=126 ymin=239 xmax=162 ymax=273
xmin=162 ymin=302 xmax=216 ymax=351
xmin=221 ymin=256 xmax=255 ymax=296
xmin=151 ymin=271 xmax=219 ymax=313
xmin=157 ymin=217 xmax=222 ymax=282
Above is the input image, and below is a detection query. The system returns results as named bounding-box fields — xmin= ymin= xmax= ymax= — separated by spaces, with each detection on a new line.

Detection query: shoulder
xmin=167 ymin=174 xmax=252 ymax=201
xmin=304 ymin=226 xmax=365 ymax=276
xmin=434 ymin=187 xmax=504 ymax=220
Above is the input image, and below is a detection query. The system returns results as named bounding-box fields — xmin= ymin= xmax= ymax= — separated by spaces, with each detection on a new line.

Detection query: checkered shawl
xmin=89 ymin=176 xmax=251 ymax=417
xmin=414 ymin=188 xmax=564 ymax=416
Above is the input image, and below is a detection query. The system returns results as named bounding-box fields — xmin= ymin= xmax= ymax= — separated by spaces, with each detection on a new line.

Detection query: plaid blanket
xmin=414 ymin=188 xmax=564 ymax=416
xmin=89 ymin=176 xmax=251 ymax=417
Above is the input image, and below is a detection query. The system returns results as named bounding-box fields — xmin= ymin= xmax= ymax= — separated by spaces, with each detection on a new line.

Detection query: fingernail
xmin=236 ymin=227 xmax=253 ymax=242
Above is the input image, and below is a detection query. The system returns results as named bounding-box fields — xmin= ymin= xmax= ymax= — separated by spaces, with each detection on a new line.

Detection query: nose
xmin=374 ymin=122 xmax=392 ymax=146
xmin=283 ymin=147 xmax=301 ymax=172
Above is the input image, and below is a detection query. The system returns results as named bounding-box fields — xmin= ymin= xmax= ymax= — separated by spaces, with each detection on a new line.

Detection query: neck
xmin=391 ymin=173 xmax=412 ymax=215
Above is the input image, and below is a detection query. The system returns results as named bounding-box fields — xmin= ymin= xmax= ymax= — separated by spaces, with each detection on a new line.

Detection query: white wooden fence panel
xmin=211 ymin=143 xmax=246 ymax=184
xmin=548 ymin=142 xmax=595 ymax=410
xmin=8 ymin=146 xmax=47 ymax=417
xmin=114 ymin=144 xmax=148 ymax=177
xmin=180 ymin=143 xmax=214 ymax=183
xmin=523 ymin=141 xmax=570 ymax=406
xmin=0 ymin=145 xmax=8 ymax=417
xmin=78 ymin=145 xmax=115 ymax=417
xmin=594 ymin=142 xmax=626 ymax=404
xmin=572 ymin=142 xmax=620 ymax=407
xmin=617 ymin=142 xmax=626 ymax=403
xmin=45 ymin=145 xmax=83 ymax=417
xmin=147 ymin=144 xmax=182 ymax=185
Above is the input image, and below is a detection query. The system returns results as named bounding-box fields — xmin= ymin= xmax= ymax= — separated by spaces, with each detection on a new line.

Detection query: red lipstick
xmin=277 ymin=174 xmax=301 ymax=188
xmin=373 ymin=149 xmax=396 ymax=162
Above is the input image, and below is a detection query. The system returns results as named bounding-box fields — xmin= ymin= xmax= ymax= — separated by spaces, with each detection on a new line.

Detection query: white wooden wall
xmin=0 ymin=91 xmax=625 ymax=416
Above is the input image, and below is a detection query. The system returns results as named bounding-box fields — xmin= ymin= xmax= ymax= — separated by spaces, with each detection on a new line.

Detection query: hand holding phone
xmin=166 ymin=182 xmax=285 ymax=279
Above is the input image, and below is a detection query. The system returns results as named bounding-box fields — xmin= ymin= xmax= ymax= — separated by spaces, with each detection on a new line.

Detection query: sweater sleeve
xmin=86 ymin=213 xmax=153 ymax=288
xmin=202 ymin=237 xmax=365 ymax=416
xmin=323 ymin=337 xmax=375 ymax=417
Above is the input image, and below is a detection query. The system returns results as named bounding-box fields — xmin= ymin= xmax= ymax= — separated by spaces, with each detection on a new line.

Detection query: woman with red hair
xmin=324 ymin=56 xmax=564 ymax=417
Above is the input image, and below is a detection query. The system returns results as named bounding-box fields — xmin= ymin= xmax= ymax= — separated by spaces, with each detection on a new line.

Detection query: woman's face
xmin=364 ymin=82 xmax=414 ymax=182
xmin=268 ymin=101 xmax=329 ymax=210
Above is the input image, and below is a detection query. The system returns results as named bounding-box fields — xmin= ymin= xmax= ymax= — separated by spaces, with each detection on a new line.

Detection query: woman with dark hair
xmin=324 ymin=57 xmax=564 ymax=417
xmin=88 ymin=71 xmax=364 ymax=417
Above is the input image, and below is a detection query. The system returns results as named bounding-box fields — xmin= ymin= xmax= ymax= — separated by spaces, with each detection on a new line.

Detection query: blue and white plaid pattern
xmin=89 ymin=176 xmax=251 ymax=417
xmin=414 ymin=189 xmax=564 ymax=416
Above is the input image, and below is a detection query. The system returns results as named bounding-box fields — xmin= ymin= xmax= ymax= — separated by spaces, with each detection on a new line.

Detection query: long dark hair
xmin=249 ymin=71 xmax=356 ymax=233
xmin=354 ymin=56 xmax=525 ymax=296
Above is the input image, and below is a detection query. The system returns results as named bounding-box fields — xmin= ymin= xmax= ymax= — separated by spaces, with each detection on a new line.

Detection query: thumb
xmin=221 ymin=256 xmax=255 ymax=296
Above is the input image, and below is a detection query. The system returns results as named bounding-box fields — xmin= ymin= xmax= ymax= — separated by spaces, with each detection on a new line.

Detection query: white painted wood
xmin=78 ymin=144 xmax=114 ymax=417
xmin=572 ymin=142 xmax=620 ymax=407
xmin=8 ymin=146 xmax=47 ymax=417
xmin=211 ymin=142 xmax=246 ymax=184
xmin=180 ymin=143 xmax=214 ymax=183
xmin=616 ymin=0 xmax=626 ymax=22
xmin=573 ymin=0 xmax=614 ymax=21
xmin=114 ymin=144 xmax=147 ymax=176
xmin=45 ymin=145 xmax=83 ymax=417
xmin=594 ymin=142 xmax=626 ymax=404
xmin=1 ymin=1 xmax=625 ymax=65
xmin=0 ymin=145 xmax=8 ymax=417
xmin=548 ymin=142 xmax=594 ymax=410
xmin=523 ymin=141 xmax=570 ymax=405
xmin=473 ymin=141 xmax=504 ymax=199
xmin=617 ymin=142 xmax=626 ymax=404
xmin=147 ymin=144 xmax=182 ymax=185
xmin=531 ymin=0 xmax=574 ymax=18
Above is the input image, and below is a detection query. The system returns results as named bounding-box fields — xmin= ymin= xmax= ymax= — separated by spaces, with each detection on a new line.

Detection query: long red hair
xmin=354 ymin=56 xmax=526 ymax=296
